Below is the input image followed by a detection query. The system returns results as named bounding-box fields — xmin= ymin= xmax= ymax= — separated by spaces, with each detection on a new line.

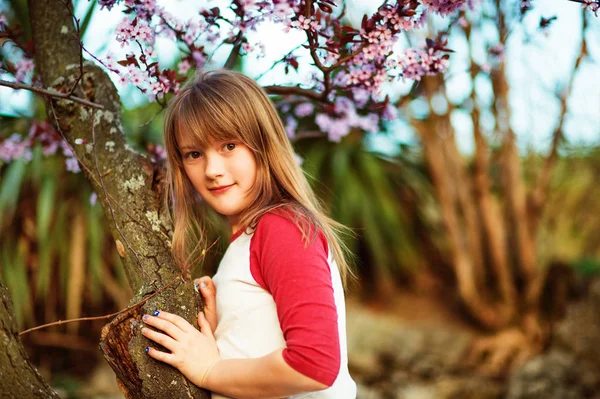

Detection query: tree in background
xmin=0 ymin=0 xmax=598 ymax=397
xmin=411 ymin=2 xmax=595 ymax=374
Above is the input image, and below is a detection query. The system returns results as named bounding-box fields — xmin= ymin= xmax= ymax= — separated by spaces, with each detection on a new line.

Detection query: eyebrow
xmin=178 ymin=145 xmax=196 ymax=151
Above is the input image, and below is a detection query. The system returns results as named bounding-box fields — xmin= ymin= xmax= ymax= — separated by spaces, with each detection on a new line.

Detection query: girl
xmin=141 ymin=70 xmax=357 ymax=398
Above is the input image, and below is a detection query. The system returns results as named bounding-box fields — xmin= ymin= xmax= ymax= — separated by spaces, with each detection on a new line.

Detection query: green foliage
xmin=298 ymin=131 xmax=431 ymax=282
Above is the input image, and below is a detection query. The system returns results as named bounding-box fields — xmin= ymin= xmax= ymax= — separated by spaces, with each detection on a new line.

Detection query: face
xmin=178 ymin=130 xmax=257 ymax=233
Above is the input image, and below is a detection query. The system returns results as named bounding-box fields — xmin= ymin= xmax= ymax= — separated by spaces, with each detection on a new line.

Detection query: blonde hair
xmin=163 ymin=70 xmax=353 ymax=285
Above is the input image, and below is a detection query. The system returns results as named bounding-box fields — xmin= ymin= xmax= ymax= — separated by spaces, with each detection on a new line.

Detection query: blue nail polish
xmin=195 ymin=283 xmax=200 ymax=288
xmin=153 ymin=310 xmax=160 ymax=316
xmin=145 ymin=347 xmax=149 ymax=353
xmin=142 ymin=315 xmax=149 ymax=322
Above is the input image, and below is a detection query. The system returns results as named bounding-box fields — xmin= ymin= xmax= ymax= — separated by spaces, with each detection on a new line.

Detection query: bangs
xmin=173 ymin=85 xmax=247 ymax=154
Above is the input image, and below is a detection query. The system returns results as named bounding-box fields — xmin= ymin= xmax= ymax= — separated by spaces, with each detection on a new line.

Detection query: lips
xmin=208 ymin=184 xmax=234 ymax=194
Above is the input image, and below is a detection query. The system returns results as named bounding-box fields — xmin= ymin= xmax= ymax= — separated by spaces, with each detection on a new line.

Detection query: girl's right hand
xmin=194 ymin=276 xmax=217 ymax=333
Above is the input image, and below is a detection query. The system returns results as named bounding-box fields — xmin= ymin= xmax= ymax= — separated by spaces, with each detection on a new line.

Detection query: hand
xmin=194 ymin=276 xmax=217 ymax=333
xmin=142 ymin=310 xmax=221 ymax=388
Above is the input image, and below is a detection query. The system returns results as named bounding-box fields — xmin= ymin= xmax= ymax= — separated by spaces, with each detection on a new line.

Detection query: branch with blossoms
xmin=569 ymin=0 xmax=599 ymax=16
xmin=11 ymin=0 xmax=580 ymax=164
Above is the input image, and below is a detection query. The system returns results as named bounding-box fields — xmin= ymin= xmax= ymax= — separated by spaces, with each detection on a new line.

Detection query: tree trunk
xmin=0 ymin=0 xmax=212 ymax=397
xmin=415 ymin=118 xmax=502 ymax=329
xmin=0 ymin=282 xmax=60 ymax=398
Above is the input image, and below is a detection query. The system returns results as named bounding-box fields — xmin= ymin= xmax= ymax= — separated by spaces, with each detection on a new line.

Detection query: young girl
xmin=140 ymin=70 xmax=357 ymax=398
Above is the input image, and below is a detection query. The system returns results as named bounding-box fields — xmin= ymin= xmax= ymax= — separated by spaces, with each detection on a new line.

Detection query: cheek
xmin=183 ymin=164 xmax=205 ymax=188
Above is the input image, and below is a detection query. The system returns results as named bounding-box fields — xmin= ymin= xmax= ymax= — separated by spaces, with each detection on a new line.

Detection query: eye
xmin=224 ymin=143 xmax=236 ymax=151
xmin=186 ymin=151 xmax=202 ymax=159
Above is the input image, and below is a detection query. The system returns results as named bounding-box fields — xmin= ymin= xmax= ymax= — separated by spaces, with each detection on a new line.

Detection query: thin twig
xmin=139 ymin=105 xmax=165 ymax=128
xmin=0 ymin=79 xmax=104 ymax=109
xmin=61 ymin=0 xmax=85 ymax=96
xmin=255 ymin=43 xmax=304 ymax=82
xmin=263 ymin=84 xmax=324 ymax=102
xmin=19 ymin=237 xmax=220 ymax=336
xmin=19 ymin=274 xmax=183 ymax=336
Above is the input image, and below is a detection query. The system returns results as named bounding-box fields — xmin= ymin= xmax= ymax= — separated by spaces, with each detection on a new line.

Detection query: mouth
xmin=208 ymin=184 xmax=234 ymax=194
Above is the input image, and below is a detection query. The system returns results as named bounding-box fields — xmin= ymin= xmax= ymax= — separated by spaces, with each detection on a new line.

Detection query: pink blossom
xmin=294 ymin=103 xmax=315 ymax=118
xmin=383 ymin=103 xmax=399 ymax=121
xmin=358 ymin=114 xmax=379 ymax=133
xmin=0 ymin=13 xmax=7 ymax=29
xmin=178 ymin=60 xmax=191 ymax=75
xmin=316 ymin=114 xmax=352 ymax=142
xmin=98 ymin=0 xmax=118 ymax=11
xmin=15 ymin=58 xmax=35 ymax=82
xmin=192 ymin=51 xmax=206 ymax=67
xmin=118 ymin=73 xmax=130 ymax=86
xmin=293 ymin=153 xmax=303 ymax=166
xmin=582 ymin=0 xmax=599 ymax=16
xmin=284 ymin=117 xmax=298 ymax=138
xmin=488 ymin=43 xmax=505 ymax=62
xmin=65 ymin=157 xmax=80 ymax=173
xmin=146 ymin=46 xmax=156 ymax=58
xmin=393 ymin=47 xmax=450 ymax=81
xmin=421 ymin=0 xmax=469 ymax=16
xmin=0 ymin=134 xmax=32 ymax=163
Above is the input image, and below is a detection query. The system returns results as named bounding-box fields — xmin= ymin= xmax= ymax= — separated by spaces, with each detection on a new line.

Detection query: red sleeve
xmin=249 ymin=213 xmax=341 ymax=387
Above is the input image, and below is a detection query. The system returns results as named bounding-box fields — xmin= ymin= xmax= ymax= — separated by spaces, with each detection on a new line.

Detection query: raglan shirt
xmin=211 ymin=213 xmax=356 ymax=399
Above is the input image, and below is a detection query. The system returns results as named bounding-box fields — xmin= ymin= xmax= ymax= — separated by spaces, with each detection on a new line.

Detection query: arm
xmin=142 ymin=310 xmax=327 ymax=399
xmin=205 ymin=349 xmax=328 ymax=399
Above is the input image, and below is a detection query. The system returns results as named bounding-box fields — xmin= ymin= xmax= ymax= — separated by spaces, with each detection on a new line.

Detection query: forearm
xmin=203 ymin=349 xmax=328 ymax=399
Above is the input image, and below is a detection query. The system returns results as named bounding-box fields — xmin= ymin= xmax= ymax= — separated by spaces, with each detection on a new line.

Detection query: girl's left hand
xmin=142 ymin=310 xmax=221 ymax=388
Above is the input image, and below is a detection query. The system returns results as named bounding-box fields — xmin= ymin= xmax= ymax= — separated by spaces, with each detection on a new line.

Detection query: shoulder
xmin=254 ymin=209 xmax=326 ymax=250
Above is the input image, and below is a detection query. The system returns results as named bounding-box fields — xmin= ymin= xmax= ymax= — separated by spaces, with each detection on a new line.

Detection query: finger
xmin=143 ymin=313 xmax=186 ymax=339
xmin=142 ymin=327 xmax=178 ymax=352
xmin=146 ymin=346 xmax=177 ymax=366
xmin=149 ymin=310 xmax=195 ymax=334
xmin=198 ymin=312 xmax=214 ymax=339
xmin=199 ymin=284 xmax=216 ymax=307
xmin=195 ymin=277 xmax=215 ymax=294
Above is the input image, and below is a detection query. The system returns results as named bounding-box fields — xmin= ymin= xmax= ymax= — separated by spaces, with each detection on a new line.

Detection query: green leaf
xmin=79 ymin=1 xmax=97 ymax=40
xmin=0 ymin=159 xmax=27 ymax=221
xmin=37 ymin=178 xmax=57 ymax=243
xmin=87 ymin=203 xmax=104 ymax=304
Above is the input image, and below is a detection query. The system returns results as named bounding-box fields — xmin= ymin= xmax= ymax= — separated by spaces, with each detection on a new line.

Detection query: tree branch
xmin=264 ymin=84 xmax=325 ymax=102
xmin=0 ymin=79 xmax=105 ymax=109
xmin=529 ymin=12 xmax=588 ymax=231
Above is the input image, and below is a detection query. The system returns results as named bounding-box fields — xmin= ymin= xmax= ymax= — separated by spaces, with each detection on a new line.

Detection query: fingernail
xmin=153 ymin=310 xmax=160 ymax=316
xmin=195 ymin=283 xmax=199 ymax=288
xmin=145 ymin=347 xmax=149 ymax=353
xmin=200 ymin=282 xmax=207 ymax=289
xmin=142 ymin=315 xmax=149 ymax=322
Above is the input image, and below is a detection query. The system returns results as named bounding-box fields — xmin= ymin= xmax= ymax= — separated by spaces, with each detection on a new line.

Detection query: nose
xmin=204 ymin=153 xmax=225 ymax=180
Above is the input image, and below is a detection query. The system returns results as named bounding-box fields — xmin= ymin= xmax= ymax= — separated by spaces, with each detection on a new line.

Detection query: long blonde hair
xmin=163 ymin=70 xmax=353 ymax=285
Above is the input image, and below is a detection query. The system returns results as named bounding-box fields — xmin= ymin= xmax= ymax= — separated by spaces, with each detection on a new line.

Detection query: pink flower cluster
xmin=314 ymin=96 xmax=380 ymax=142
xmin=420 ymin=0 xmax=469 ymax=16
xmin=0 ymin=121 xmax=80 ymax=172
xmin=582 ymin=0 xmax=599 ymax=16
xmin=389 ymin=47 xmax=450 ymax=81
xmin=284 ymin=15 xmax=321 ymax=33
xmin=115 ymin=17 xmax=154 ymax=47
xmin=15 ymin=57 xmax=35 ymax=82
xmin=0 ymin=13 xmax=7 ymax=29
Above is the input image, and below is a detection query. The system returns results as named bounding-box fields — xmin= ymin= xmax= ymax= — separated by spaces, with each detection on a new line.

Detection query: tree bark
xmin=13 ymin=0 xmax=212 ymax=397
xmin=414 ymin=77 xmax=503 ymax=329
xmin=0 ymin=282 xmax=60 ymax=398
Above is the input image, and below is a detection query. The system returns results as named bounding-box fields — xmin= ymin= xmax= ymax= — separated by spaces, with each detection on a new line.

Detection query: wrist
xmin=199 ymin=358 xmax=221 ymax=389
